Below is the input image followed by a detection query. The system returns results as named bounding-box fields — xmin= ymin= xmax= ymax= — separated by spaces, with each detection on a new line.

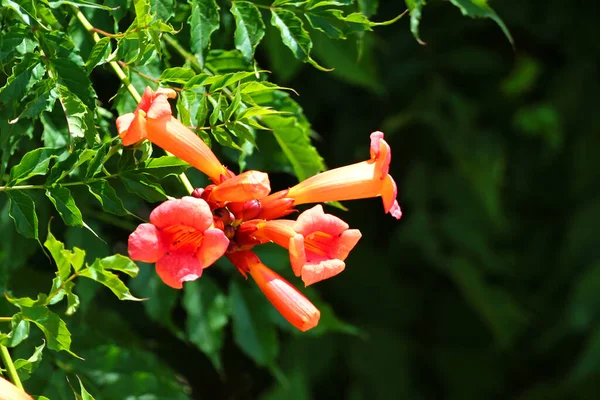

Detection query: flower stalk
xmin=0 ymin=344 xmax=23 ymax=390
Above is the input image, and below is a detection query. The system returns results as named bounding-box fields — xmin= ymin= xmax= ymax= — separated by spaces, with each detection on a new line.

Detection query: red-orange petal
xmin=209 ymin=170 xmax=271 ymax=203
xmin=301 ymin=259 xmax=346 ymax=287
xmin=149 ymin=197 xmax=213 ymax=232
xmin=196 ymin=228 xmax=229 ymax=269
xmin=128 ymin=223 xmax=166 ymax=263
xmin=156 ymin=252 xmax=203 ymax=289
xmin=248 ymin=259 xmax=320 ymax=332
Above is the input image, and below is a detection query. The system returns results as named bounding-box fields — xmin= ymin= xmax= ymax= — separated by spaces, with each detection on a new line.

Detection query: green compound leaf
xmin=56 ymin=85 xmax=98 ymax=146
xmin=231 ymin=1 xmax=266 ymax=61
xmin=16 ymin=78 xmax=58 ymax=121
xmin=20 ymin=305 xmax=77 ymax=356
xmin=6 ymin=190 xmax=38 ymax=240
xmin=0 ymin=52 xmax=44 ymax=106
xmin=8 ymin=147 xmax=58 ymax=185
xmin=230 ymin=281 xmax=279 ymax=367
xmin=183 ymin=279 xmax=230 ymax=371
xmin=78 ymin=255 xmax=142 ymax=301
xmin=158 ymin=67 xmax=197 ymax=84
xmin=188 ymin=0 xmax=220 ymax=67
xmin=0 ymin=314 xmax=30 ymax=347
xmin=270 ymin=8 xmax=330 ymax=71
xmin=14 ymin=341 xmax=45 ymax=381
xmin=449 ymin=0 xmax=513 ymax=46
xmin=121 ymin=173 xmax=168 ymax=202
xmin=45 ymin=229 xmax=86 ymax=280
xmin=46 ymin=186 xmax=84 ymax=227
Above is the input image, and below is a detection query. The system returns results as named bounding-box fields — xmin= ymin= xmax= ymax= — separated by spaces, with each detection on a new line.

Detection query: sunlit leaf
xmin=231 ymin=1 xmax=266 ymax=61
xmin=46 ymin=186 xmax=84 ymax=227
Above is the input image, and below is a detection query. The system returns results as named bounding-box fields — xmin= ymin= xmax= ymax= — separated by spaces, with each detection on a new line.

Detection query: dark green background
xmin=3 ymin=1 xmax=600 ymax=399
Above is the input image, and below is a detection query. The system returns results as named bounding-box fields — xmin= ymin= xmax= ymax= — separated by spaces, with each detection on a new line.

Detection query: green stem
xmin=0 ymin=345 xmax=23 ymax=390
xmin=0 ymin=175 xmax=120 ymax=192
xmin=71 ymin=7 xmax=194 ymax=194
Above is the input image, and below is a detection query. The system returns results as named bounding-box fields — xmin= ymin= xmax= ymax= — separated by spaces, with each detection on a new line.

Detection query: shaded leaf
xmin=8 ymin=147 xmax=58 ymax=185
xmin=188 ymin=0 xmax=220 ymax=66
xmin=121 ymin=173 xmax=168 ymax=202
xmin=231 ymin=1 xmax=266 ymax=61
xmin=20 ymin=306 xmax=75 ymax=355
xmin=6 ymin=190 xmax=38 ymax=239
xmin=86 ymin=36 xmax=112 ymax=73
xmin=449 ymin=0 xmax=513 ymax=46
xmin=46 ymin=186 xmax=84 ymax=227
xmin=14 ymin=341 xmax=45 ymax=381
xmin=87 ymin=180 xmax=129 ymax=216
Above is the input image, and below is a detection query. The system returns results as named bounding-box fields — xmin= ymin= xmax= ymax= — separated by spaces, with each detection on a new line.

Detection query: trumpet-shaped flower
xmin=227 ymin=251 xmax=320 ymax=331
xmin=116 ymin=86 xmax=230 ymax=183
xmin=246 ymin=205 xmax=362 ymax=286
xmin=128 ymin=197 xmax=229 ymax=289
xmin=286 ymin=131 xmax=402 ymax=219
xmin=208 ymin=170 xmax=271 ymax=203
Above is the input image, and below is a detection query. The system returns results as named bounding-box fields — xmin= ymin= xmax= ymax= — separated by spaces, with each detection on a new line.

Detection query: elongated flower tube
xmin=128 ymin=197 xmax=229 ymax=289
xmin=116 ymin=86 xmax=230 ymax=183
xmin=248 ymin=205 xmax=362 ymax=285
xmin=227 ymin=251 xmax=320 ymax=331
xmin=208 ymin=170 xmax=271 ymax=203
xmin=0 ymin=377 xmax=32 ymax=400
xmin=286 ymin=131 xmax=402 ymax=219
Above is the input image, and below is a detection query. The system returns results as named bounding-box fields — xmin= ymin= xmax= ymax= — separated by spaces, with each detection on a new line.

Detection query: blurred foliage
xmin=1 ymin=0 xmax=599 ymax=399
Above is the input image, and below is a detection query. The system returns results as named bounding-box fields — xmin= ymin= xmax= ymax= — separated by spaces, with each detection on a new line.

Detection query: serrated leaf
xmin=406 ymin=0 xmax=426 ymax=43
xmin=270 ymin=8 xmax=329 ymax=71
xmin=1 ymin=0 xmax=32 ymax=25
xmin=261 ymin=115 xmax=324 ymax=181
xmin=56 ymin=85 xmax=98 ymax=145
xmin=84 ymin=142 xmax=110 ymax=178
xmin=46 ymin=148 xmax=95 ymax=184
xmin=209 ymin=94 xmax=222 ymax=126
xmin=45 ymin=230 xmax=86 ymax=280
xmin=137 ymin=156 xmax=192 ymax=178
xmin=79 ymin=257 xmax=142 ymax=301
xmin=86 ymin=36 xmax=112 ymax=73
xmin=204 ymin=71 xmax=257 ymax=92
xmin=14 ymin=341 xmax=45 ymax=381
xmin=188 ymin=0 xmax=220 ymax=67
xmin=46 ymin=186 xmax=83 ymax=227
xmin=228 ymin=121 xmax=256 ymax=147
xmin=121 ymin=173 xmax=168 ymax=202
xmin=87 ymin=180 xmax=128 ymax=216
xmin=0 ymin=28 xmax=37 ymax=65
xmin=224 ymin=84 xmax=242 ymax=121
xmin=305 ymin=9 xmax=346 ymax=39
xmin=197 ymin=94 xmax=210 ymax=128
xmin=6 ymin=190 xmax=38 ymax=240
xmin=64 ymin=281 xmax=80 ymax=315
xmin=99 ymin=254 xmax=139 ymax=277
xmin=0 ymin=52 xmax=44 ymax=105
xmin=183 ymin=73 xmax=210 ymax=89
xmin=183 ymin=279 xmax=229 ymax=370
xmin=449 ymin=0 xmax=514 ymax=46
xmin=211 ymin=126 xmax=242 ymax=150
xmin=149 ymin=0 xmax=174 ymax=21
xmin=15 ymin=79 xmax=58 ymax=121
xmin=0 ymin=314 xmax=30 ymax=347
xmin=237 ymin=105 xmax=282 ymax=120
xmin=51 ymin=57 xmax=96 ymax=110
xmin=231 ymin=1 xmax=266 ymax=61
xmin=158 ymin=67 xmax=196 ymax=84
xmin=20 ymin=306 xmax=75 ymax=355
xmin=8 ymin=147 xmax=57 ymax=185
xmin=230 ymin=281 xmax=279 ymax=366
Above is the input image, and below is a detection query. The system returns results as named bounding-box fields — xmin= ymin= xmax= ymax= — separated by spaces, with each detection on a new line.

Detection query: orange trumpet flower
xmin=227 ymin=251 xmax=320 ymax=332
xmin=0 ymin=377 xmax=32 ymax=400
xmin=286 ymin=131 xmax=402 ymax=219
xmin=116 ymin=87 xmax=229 ymax=183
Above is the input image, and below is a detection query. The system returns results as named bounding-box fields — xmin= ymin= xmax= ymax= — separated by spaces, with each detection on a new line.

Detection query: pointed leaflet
xmin=188 ymin=0 xmax=220 ymax=66
xmin=0 ymin=53 xmax=44 ymax=105
xmin=231 ymin=1 xmax=265 ymax=61
xmin=183 ymin=279 xmax=230 ymax=370
xmin=44 ymin=229 xmax=86 ymax=280
xmin=56 ymin=85 xmax=98 ymax=145
xmin=15 ymin=78 xmax=58 ymax=121
xmin=449 ymin=0 xmax=513 ymax=46
xmin=158 ymin=67 xmax=197 ymax=84
xmin=78 ymin=255 xmax=141 ymax=301
xmin=20 ymin=305 xmax=75 ymax=354
xmin=86 ymin=36 xmax=112 ymax=73
xmin=7 ymin=190 xmax=38 ymax=239
xmin=8 ymin=147 xmax=58 ymax=185
xmin=46 ymin=186 xmax=84 ymax=227
xmin=405 ymin=0 xmax=425 ymax=43
xmin=270 ymin=8 xmax=330 ymax=71
xmin=14 ymin=341 xmax=45 ymax=381
xmin=87 ymin=181 xmax=129 ymax=216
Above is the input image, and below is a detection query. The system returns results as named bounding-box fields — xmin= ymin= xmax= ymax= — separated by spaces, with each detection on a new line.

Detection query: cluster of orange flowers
xmin=117 ymin=88 xmax=402 ymax=331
